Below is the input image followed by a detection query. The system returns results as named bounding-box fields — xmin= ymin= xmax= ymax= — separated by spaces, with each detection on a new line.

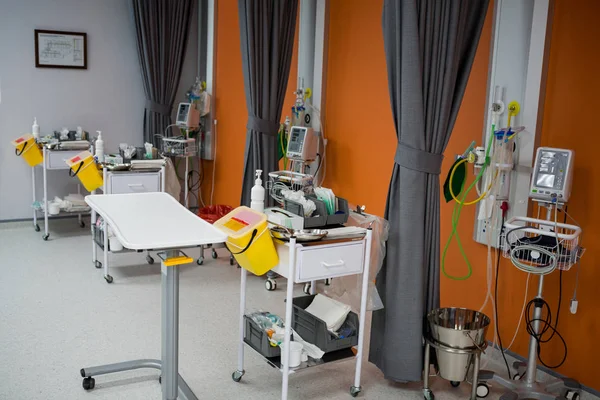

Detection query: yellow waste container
xmin=12 ymin=134 xmax=43 ymax=167
xmin=214 ymin=206 xmax=278 ymax=275
xmin=66 ymin=151 xmax=103 ymax=192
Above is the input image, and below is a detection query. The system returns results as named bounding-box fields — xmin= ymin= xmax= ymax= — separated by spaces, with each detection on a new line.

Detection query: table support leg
xmin=236 ymin=267 xmax=247 ymax=375
xmin=281 ymin=237 xmax=297 ymax=400
xmin=91 ymin=190 xmax=97 ymax=266
xmin=352 ymin=229 xmax=372 ymax=396
xmin=162 ymin=260 xmax=179 ymax=400
xmin=32 ymin=166 xmax=38 ymax=230
xmin=104 ymin=221 xmax=110 ymax=282
xmin=79 ymin=253 xmax=197 ymax=400
xmin=43 ymin=147 xmax=49 ymax=239
xmin=471 ymin=352 xmax=480 ymax=400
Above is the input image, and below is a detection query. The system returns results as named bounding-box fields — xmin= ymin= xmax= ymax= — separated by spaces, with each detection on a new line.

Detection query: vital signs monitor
xmin=529 ymin=147 xmax=574 ymax=202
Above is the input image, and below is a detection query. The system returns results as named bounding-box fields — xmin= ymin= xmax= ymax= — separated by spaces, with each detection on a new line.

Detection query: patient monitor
xmin=529 ymin=147 xmax=574 ymax=202
xmin=176 ymin=103 xmax=200 ymax=129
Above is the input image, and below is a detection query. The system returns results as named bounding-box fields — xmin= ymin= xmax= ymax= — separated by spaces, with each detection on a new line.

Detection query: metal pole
xmin=353 ymin=229 xmax=372 ymax=390
xmin=237 ymin=267 xmax=247 ymax=373
xmin=161 ymin=257 xmax=179 ymax=400
xmin=32 ymin=166 xmax=37 ymax=229
xmin=104 ymin=220 xmax=109 ymax=279
xmin=185 ymin=158 xmax=189 ymax=208
xmin=281 ymin=237 xmax=297 ymax=400
xmin=91 ymin=189 xmax=97 ymax=265
xmin=471 ymin=352 xmax=480 ymax=400
xmin=43 ymin=147 xmax=48 ymax=237
xmin=423 ymin=342 xmax=430 ymax=390
xmin=525 ymin=267 xmax=545 ymax=384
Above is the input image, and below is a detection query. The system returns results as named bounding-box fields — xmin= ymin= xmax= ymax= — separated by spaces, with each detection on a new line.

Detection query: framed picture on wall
xmin=34 ymin=29 xmax=87 ymax=69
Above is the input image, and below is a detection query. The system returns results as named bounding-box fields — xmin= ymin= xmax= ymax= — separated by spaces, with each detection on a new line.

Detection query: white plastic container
xmin=280 ymin=341 xmax=303 ymax=367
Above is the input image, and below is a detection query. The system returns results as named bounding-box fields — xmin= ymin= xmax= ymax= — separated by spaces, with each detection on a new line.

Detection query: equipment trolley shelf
xmin=232 ymin=231 xmax=373 ymax=400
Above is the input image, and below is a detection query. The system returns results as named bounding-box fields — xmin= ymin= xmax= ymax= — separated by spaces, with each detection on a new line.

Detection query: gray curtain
xmin=369 ymin=0 xmax=489 ymax=382
xmin=238 ymin=0 xmax=298 ymax=206
xmin=131 ymin=0 xmax=195 ymax=147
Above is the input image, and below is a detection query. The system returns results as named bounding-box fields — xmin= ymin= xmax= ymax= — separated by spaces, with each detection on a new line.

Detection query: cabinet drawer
xmin=298 ymin=242 xmax=364 ymax=281
xmin=46 ymin=150 xmax=82 ymax=170
xmin=109 ymin=173 xmax=160 ymax=194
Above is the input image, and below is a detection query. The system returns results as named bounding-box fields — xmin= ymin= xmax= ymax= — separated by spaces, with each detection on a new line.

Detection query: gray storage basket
xmin=325 ymin=197 xmax=349 ymax=225
xmin=284 ymin=197 xmax=328 ymax=228
xmin=243 ymin=315 xmax=281 ymax=358
xmin=292 ymin=295 xmax=358 ymax=353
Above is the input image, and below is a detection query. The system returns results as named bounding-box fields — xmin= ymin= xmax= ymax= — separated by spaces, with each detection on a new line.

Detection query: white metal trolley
xmin=232 ymin=229 xmax=373 ymax=399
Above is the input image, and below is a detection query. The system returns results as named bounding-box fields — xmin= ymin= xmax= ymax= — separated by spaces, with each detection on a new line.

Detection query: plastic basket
xmin=66 ymin=151 xmax=104 ymax=192
xmin=12 ymin=134 xmax=43 ymax=167
xmin=502 ymin=216 xmax=584 ymax=274
xmin=291 ymin=295 xmax=359 ymax=353
xmin=243 ymin=315 xmax=281 ymax=358
xmin=214 ymin=206 xmax=278 ymax=275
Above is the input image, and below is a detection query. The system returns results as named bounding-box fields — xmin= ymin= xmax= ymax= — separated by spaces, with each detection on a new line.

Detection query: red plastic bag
xmin=198 ymin=205 xmax=233 ymax=224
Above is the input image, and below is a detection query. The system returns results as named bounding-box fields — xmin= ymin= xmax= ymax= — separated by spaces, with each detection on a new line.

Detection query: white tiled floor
xmin=0 ymin=220 xmax=595 ymax=400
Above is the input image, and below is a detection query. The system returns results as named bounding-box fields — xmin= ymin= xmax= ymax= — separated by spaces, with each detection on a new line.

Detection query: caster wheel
xmin=566 ymin=391 xmax=580 ymax=400
xmin=230 ymin=256 xmax=235 ymax=266
xmin=303 ymin=282 xmax=311 ymax=295
xmin=42 ymin=233 xmax=49 ymax=241
xmin=450 ymin=381 xmax=460 ymax=388
xmin=146 ymin=255 xmax=155 ymax=265
xmin=197 ymin=257 xmax=204 ymax=265
xmin=513 ymin=374 xmax=521 ymax=381
xmin=105 ymin=275 xmax=113 ymax=284
xmin=34 ymin=224 xmax=40 ymax=232
xmin=325 ymin=278 xmax=332 ymax=286
xmin=476 ymin=383 xmax=490 ymax=398
xmin=423 ymin=391 xmax=435 ymax=400
xmin=212 ymin=249 xmax=218 ymax=259
xmin=265 ymin=279 xmax=277 ymax=291
xmin=94 ymin=261 xmax=102 ymax=269
xmin=79 ymin=221 xmax=86 ymax=228
xmin=82 ymin=377 xmax=95 ymax=390
xmin=232 ymin=370 xmax=244 ymax=382
xmin=350 ymin=386 xmax=361 ymax=397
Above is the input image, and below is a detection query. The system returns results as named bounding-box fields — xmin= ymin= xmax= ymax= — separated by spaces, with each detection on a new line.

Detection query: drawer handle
xmin=321 ymin=260 xmax=345 ymax=268
xmin=127 ymin=183 xmax=144 ymax=187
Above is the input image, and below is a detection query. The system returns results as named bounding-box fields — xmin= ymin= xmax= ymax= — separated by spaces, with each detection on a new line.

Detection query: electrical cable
xmin=525 ymin=295 xmax=568 ymax=369
xmin=314 ymin=153 xmax=322 ymax=178
xmin=494 ymin=214 xmax=512 ymax=379
xmin=505 ymin=272 xmax=531 ymax=351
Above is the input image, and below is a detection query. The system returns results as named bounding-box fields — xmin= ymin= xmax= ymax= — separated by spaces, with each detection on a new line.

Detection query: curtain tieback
xmin=247 ymin=116 xmax=280 ymax=136
xmin=394 ymin=142 xmax=443 ymax=175
xmin=145 ymin=100 xmax=172 ymax=116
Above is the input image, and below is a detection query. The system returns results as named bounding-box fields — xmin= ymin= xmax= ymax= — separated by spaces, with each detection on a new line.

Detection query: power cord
xmin=525 ymin=292 xmax=568 ymax=369
xmin=495 ymin=210 xmax=512 ymax=379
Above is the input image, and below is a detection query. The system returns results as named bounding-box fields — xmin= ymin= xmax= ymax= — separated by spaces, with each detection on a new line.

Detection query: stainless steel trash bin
xmin=427 ymin=308 xmax=490 ymax=382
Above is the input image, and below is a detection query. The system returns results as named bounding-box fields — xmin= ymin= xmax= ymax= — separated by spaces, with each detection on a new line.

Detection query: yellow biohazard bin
xmin=12 ymin=134 xmax=43 ymax=167
xmin=214 ymin=206 xmax=278 ymax=275
xmin=65 ymin=151 xmax=103 ymax=192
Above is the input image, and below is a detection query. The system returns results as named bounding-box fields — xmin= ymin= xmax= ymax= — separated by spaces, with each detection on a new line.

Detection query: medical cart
xmin=232 ymin=230 xmax=373 ymax=400
xmin=32 ymin=146 xmax=92 ymax=240
xmin=80 ymin=192 xmax=227 ymax=400
xmin=91 ymin=165 xmax=166 ymax=283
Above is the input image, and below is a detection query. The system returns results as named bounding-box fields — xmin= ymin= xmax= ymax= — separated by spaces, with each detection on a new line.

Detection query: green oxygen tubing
xmin=441 ymin=125 xmax=495 ymax=280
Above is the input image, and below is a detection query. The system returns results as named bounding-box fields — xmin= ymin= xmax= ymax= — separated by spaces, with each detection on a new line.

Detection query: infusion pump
xmin=529 ymin=147 xmax=574 ymax=202
xmin=286 ymin=126 xmax=317 ymax=161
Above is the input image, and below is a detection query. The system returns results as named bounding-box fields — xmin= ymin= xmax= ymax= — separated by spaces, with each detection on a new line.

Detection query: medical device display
xmin=175 ymin=102 xmax=200 ymax=129
xmin=529 ymin=147 xmax=573 ymax=202
xmin=286 ymin=126 xmax=317 ymax=161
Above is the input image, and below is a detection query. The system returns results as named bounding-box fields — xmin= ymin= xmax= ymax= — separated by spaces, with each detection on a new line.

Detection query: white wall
xmin=0 ymin=0 xmax=198 ymax=221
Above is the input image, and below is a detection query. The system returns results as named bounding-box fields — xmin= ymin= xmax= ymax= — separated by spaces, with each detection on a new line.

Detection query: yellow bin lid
xmin=66 ymin=151 xmax=94 ymax=167
xmin=12 ymin=134 xmax=34 ymax=147
xmin=214 ymin=206 xmax=266 ymax=239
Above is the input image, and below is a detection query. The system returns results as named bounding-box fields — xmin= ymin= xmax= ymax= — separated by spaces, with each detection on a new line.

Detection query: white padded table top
xmin=86 ymin=192 xmax=227 ymax=250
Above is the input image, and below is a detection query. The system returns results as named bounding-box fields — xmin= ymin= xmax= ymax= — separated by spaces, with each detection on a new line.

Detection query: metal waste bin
xmin=423 ymin=308 xmax=490 ymax=400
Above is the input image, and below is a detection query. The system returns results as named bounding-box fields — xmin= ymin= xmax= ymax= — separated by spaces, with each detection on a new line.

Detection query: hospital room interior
xmin=1 ymin=0 xmax=599 ymax=399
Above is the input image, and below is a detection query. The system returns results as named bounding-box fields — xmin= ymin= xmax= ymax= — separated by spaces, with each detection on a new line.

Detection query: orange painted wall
xmin=203 ymin=0 xmax=299 ymax=207
xmin=209 ymin=0 xmax=599 ymax=388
